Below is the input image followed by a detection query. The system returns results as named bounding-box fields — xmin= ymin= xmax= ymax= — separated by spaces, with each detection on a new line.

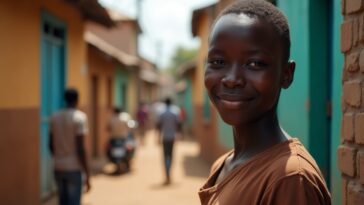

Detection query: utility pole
xmin=136 ymin=0 xmax=143 ymax=57
xmin=155 ymin=40 xmax=163 ymax=69
xmin=136 ymin=0 xmax=143 ymax=105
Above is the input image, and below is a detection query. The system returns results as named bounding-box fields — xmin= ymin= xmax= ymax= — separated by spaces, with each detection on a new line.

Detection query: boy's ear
xmin=281 ymin=60 xmax=296 ymax=89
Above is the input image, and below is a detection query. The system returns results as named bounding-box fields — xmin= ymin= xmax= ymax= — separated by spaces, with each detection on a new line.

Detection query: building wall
xmin=114 ymin=67 xmax=138 ymax=117
xmin=185 ymin=76 xmax=194 ymax=128
xmin=88 ymin=47 xmax=114 ymax=157
xmin=128 ymin=70 xmax=138 ymax=117
xmin=339 ymin=0 xmax=364 ymax=204
xmin=87 ymin=21 xmax=138 ymax=56
xmin=0 ymin=0 xmax=88 ymax=204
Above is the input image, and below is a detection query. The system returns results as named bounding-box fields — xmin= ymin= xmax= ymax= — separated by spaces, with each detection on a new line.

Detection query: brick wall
xmin=339 ymin=0 xmax=364 ymax=204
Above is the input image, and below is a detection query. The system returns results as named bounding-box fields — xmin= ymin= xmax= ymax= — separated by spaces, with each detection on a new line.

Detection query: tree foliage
xmin=165 ymin=46 xmax=198 ymax=77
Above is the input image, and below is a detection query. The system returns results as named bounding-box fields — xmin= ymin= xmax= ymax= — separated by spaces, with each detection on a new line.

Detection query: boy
xmin=49 ymin=89 xmax=90 ymax=205
xmin=199 ymin=0 xmax=331 ymax=204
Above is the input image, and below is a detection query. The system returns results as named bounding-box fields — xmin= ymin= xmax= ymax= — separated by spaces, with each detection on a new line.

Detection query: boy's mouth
xmin=216 ymin=94 xmax=255 ymax=109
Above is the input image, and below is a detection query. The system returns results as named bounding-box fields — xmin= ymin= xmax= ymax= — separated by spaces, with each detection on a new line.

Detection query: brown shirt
xmin=199 ymin=138 xmax=331 ymax=205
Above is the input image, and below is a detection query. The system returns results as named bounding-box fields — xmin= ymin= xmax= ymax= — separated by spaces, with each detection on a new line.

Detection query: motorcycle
xmin=106 ymin=120 xmax=138 ymax=173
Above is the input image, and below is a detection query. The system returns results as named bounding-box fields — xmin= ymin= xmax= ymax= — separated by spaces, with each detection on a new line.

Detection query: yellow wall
xmin=87 ymin=47 xmax=115 ymax=156
xmin=0 ymin=0 xmax=91 ymax=204
xmin=0 ymin=0 xmax=88 ymax=109
xmin=0 ymin=0 xmax=41 ymax=108
xmin=128 ymin=70 xmax=138 ymax=117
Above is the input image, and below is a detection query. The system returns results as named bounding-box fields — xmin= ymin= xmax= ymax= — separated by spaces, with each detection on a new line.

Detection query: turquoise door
xmin=40 ymin=12 xmax=66 ymax=198
xmin=277 ymin=1 xmax=343 ymax=203
xmin=330 ymin=0 xmax=344 ymax=203
xmin=114 ymin=67 xmax=129 ymax=111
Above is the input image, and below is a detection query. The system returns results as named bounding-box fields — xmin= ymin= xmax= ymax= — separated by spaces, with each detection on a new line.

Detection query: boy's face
xmin=205 ymin=13 xmax=295 ymax=126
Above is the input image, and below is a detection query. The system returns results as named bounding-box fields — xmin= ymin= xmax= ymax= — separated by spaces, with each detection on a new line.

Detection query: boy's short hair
xmin=215 ymin=0 xmax=290 ymax=62
xmin=64 ymin=88 xmax=78 ymax=105
xmin=114 ymin=107 xmax=123 ymax=114
xmin=165 ymin=98 xmax=172 ymax=106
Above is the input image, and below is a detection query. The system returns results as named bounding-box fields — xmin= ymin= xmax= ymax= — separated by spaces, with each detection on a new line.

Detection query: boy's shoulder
xmin=261 ymin=139 xmax=326 ymax=189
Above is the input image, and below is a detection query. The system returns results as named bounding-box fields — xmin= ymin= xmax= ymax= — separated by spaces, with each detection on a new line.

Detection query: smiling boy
xmin=199 ymin=0 xmax=331 ymax=204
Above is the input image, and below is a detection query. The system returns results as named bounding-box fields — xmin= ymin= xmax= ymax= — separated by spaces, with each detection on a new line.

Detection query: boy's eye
xmin=246 ymin=60 xmax=267 ymax=70
xmin=208 ymin=59 xmax=226 ymax=68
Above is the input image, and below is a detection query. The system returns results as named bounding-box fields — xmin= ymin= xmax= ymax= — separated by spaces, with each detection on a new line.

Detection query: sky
xmin=99 ymin=0 xmax=217 ymax=68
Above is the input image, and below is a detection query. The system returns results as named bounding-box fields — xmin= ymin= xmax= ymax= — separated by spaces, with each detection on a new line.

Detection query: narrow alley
xmin=44 ymin=131 xmax=210 ymax=205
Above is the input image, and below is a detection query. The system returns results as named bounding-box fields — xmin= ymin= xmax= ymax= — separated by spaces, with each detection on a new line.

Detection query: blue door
xmin=40 ymin=12 xmax=66 ymax=198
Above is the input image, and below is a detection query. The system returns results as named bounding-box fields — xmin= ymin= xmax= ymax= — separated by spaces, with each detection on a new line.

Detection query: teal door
xmin=330 ymin=0 xmax=344 ymax=203
xmin=114 ymin=67 xmax=129 ymax=111
xmin=277 ymin=0 xmax=343 ymax=203
xmin=40 ymin=12 xmax=66 ymax=198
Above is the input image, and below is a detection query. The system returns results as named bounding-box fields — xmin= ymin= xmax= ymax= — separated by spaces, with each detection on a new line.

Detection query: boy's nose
xmin=221 ymin=63 xmax=244 ymax=88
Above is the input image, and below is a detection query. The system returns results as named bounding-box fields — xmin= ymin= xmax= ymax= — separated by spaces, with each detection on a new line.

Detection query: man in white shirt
xmin=108 ymin=107 xmax=131 ymax=139
xmin=157 ymin=98 xmax=180 ymax=185
xmin=107 ymin=107 xmax=132 ymax=173
xmin=49 ymin=89 xmax=90 ymax=205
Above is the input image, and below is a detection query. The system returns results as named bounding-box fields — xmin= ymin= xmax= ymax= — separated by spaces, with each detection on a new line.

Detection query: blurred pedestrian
xmin=136 ymin=102 xmax=148 ymax=145
xmin=49 ymin=88 xmax=90 ymax=205
xmin=157 ymin=98 xmax=180 ymax=185
xmin=107 ymin=107 xmax=131 ymax=173
xmin=199 ymin=1 xmax=331 ymax=204
xmin=178 ymin=105 xmax=187 ymax=139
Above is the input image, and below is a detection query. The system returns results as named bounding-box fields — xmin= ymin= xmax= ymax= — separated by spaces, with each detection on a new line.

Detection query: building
xmin=139 ymin=57 xmax=160 ymax=104
xmin=176 ymin=61 xmax=196 ymax=134
xmin=85 ymin=30 xmax=139 ymax=158
xmin=86 ymin=8 xmax=141 ymax=117
xmin=0 ymin=0 xmax=113 ymax=204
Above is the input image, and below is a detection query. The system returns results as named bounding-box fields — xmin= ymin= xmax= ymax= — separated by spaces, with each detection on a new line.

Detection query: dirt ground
xmin=43 ymin=130 xmax=211 ymax=205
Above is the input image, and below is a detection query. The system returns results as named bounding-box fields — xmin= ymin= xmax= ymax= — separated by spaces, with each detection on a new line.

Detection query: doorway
xmin=40 ymin=12 xmax=66 ymax=198
xmin=90 ymin=75 xmax=99 ymax=158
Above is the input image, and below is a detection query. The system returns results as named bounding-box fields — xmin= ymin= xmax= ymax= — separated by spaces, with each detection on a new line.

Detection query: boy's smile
xmin=205 ymin=13 xmax=294 ymax=126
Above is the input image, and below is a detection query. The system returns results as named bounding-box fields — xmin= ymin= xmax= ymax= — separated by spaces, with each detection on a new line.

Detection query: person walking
xmin=136 ymin=102 xmax=148 ymax=145
xmin=49 ymin=88 xmax=90 ymax=205
xmin=157 ymin=98 xmax=180 ymax=185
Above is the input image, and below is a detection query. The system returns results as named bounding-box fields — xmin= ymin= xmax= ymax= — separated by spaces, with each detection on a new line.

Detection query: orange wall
xmin=0 ymin=0 xmax=89 ymax=109
xmin=0 ymin=0 xmax=91 ymax=204
xmin=88 ymin=47 xmax=115 ymax=156
xmin=0 ymin=0 xmax=41 ymax=108
xmin=128 ymin=70 xmax=138 ymax=117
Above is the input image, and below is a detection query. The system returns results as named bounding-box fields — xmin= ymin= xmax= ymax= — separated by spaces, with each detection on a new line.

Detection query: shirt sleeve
xmin=76 ymin=114 xmax=88 ymax=136
xmin=260 ymin=174 xmax=331 ymax=205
